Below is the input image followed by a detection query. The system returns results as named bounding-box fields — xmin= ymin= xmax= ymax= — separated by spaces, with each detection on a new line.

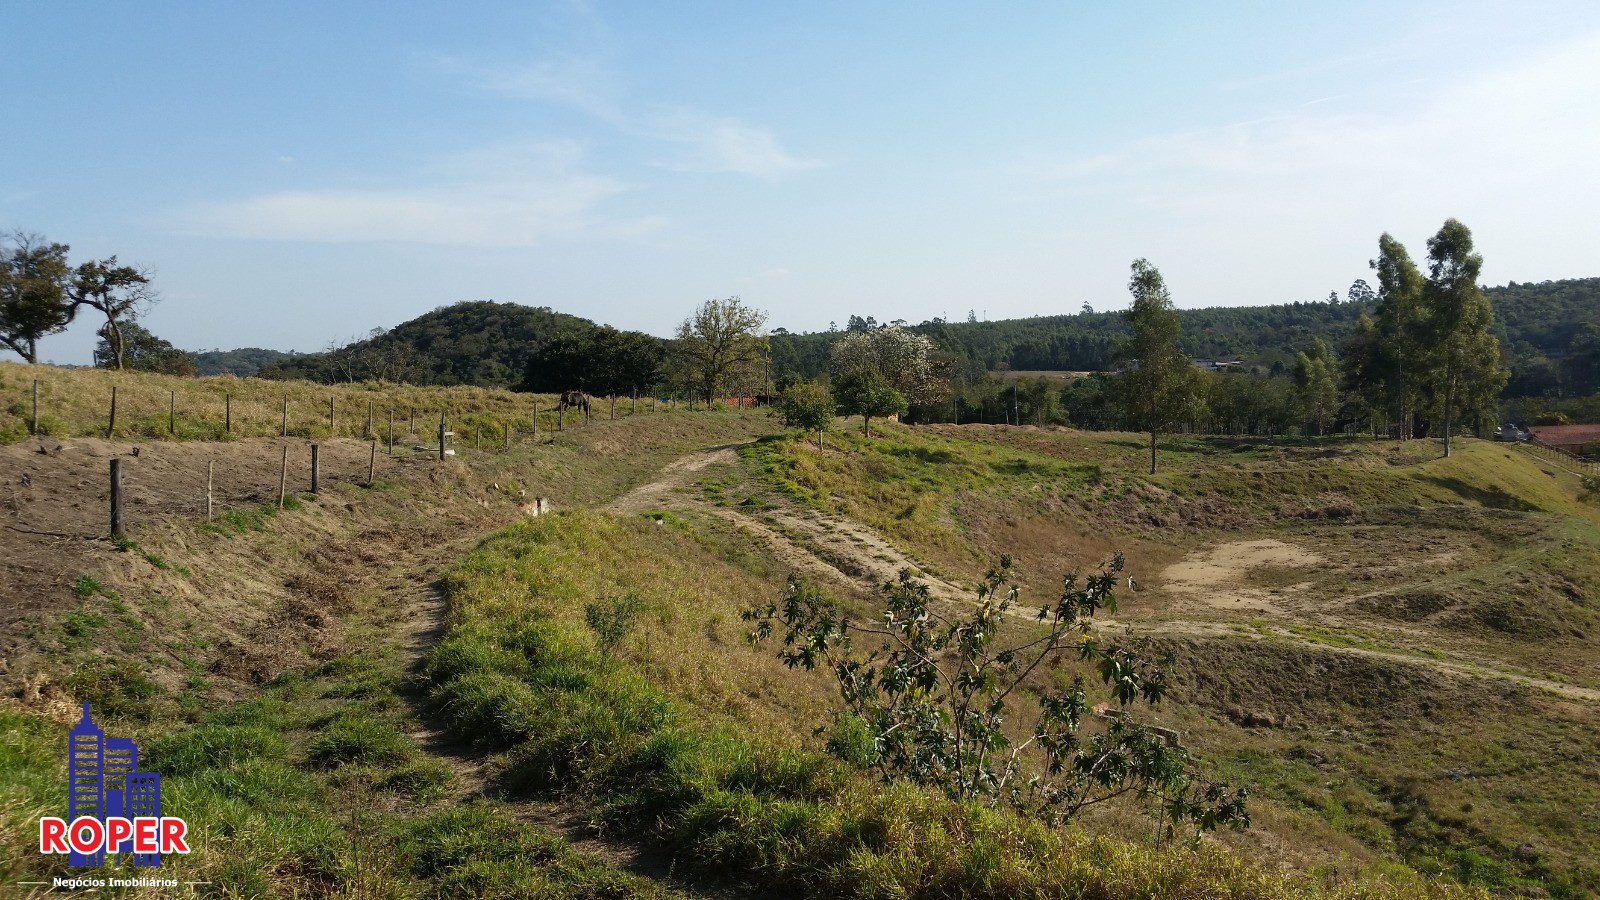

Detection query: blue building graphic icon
xmin=66 ymin=702 xmax=163 ymax=867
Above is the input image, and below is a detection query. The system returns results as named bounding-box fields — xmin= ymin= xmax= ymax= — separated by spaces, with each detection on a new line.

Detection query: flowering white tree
xmin=829 ymin=326 xmax=948 ymax=405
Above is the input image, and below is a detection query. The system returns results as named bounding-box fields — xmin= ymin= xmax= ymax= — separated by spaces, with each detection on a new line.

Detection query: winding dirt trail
xmin=609 ymin=444 xmax=968 ymax=601
xmin=609 ymin=443 xmax=1600 ymax=705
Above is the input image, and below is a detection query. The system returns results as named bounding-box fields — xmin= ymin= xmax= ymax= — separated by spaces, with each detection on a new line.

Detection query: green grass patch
xmin=422 ymin=509 xmax=1471 ymax=899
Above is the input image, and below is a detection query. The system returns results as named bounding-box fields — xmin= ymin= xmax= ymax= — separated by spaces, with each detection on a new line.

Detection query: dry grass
xmin=0 ymin=360 xmax=671 ymax=445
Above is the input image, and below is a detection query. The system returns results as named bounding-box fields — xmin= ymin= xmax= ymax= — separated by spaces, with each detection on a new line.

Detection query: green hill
xmin=190 ymin=347 xmax=299 ymax=377
xmin=257 ymin=301 xmax=597 ymax=388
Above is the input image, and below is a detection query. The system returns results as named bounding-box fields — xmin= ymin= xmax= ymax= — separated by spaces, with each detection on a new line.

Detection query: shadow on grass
xmin=1421 ymin=476 xmax=1540 ymax=511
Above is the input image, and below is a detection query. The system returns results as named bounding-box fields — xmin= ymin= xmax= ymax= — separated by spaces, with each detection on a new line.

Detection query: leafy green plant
xmin=745 ymin=554 xmax=1249 ymax=841
xmin=584 ymin=591 xmax=645 ymax=656
xmin=775 ymin=379 xmax=836 ymax=448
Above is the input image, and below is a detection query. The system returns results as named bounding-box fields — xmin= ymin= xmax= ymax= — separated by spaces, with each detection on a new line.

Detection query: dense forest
xmin=770 ymin=277 xmax=1600 ymax=388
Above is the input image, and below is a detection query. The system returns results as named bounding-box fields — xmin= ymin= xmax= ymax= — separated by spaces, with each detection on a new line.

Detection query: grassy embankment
xmin=731 ymin=423 xmax=1600 ymax=896
xmin=415 ymin=505 xmax=1480 ymax=899
xmin=1 ymin=397 xmax=774 ymax=897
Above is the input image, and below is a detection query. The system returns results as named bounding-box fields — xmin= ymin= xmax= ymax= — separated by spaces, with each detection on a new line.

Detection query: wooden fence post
xmin=169 ymin=390 xmax=175 ymax=435
xmin=107 ymin=386 xmax=117 ymax=439
xmin=311 ymin=444 xmax=320 ymax=494
xmin=225 ymin=393 xmax=232 ymax=434
xmin=388 ymin=409 xmax=395 ymax=456
xmin=438 ymin=423 xmax=447 ymax=461
xmin=206 ymin=460 xmax=214 ymax=521
xmin=533 ymin=402 xmax=539 ymax=440
xmin=281 ymin=396 xmax=288 ymax=437
xmin=328 ymin=399 xmax=336 ymax=434
xmin=367 ymin=439 xmax=377 ymax=486
xmin=278 ymin=446 xmax=288 ymax=509
xmin=109 ymin=459 xmax=123 ymax=537
xmin=409 ymin=408 xmax=415 ymax=435
xmin=32 ymin=379 xmax=39 ymax=435
xmin=475 ymin=425 xmax=481 ymax=450
xmin=367 ymin=401 xmax=374 ymax=439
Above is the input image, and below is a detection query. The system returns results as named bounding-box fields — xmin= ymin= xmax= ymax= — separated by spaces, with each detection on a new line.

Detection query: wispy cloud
xmin=644 ymin=108 xmax=824 ymax=178
xmin=448 ymin=37 xmax=823 ymax=180
xmin=435 ymin=53 xmax=623 ymax=122
xmin=174 ymin=142 xmax=661 ymax=246
xmin=1027 ymin=29 xmax=1600 ymax=218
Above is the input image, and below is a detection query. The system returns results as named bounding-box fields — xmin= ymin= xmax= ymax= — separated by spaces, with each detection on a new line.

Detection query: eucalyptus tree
xmin=1421 ymin=219 xmax=1507 ymax=455
xmin=1292 ymin=337 xmax=1340 ymax=434
xmin=1361 ymin=235 xmax=1427 ymax=439
xmin=1113 ymin=259 xmax=1196 ymax=473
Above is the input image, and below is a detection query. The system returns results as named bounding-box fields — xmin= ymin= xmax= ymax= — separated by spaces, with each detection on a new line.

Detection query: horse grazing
xmin=557 ymin=390 xmax=590 ymax=415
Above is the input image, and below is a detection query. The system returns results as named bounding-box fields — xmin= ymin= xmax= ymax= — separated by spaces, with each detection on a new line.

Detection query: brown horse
xmin=557 ymin=390 xmax=590 ymax=415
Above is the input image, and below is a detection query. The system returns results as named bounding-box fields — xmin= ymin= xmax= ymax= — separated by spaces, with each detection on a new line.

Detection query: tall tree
xmin=1422 ymin=219 xmax=1508 ymax=456
xmin=1292 ymin=337 xmax=1340 ymax=434
xmin=1367 ymin=234 xmax=1427 ymax=439
xmin=1113 ymin=259 xmax=1195 ymax=473
xmin=71 ymin=256 xmax=153 ymax=371
xmin=673 ymin=297 xmax=769 ymax=404
xmin=0 ymin=232 xmax=74 ymax=363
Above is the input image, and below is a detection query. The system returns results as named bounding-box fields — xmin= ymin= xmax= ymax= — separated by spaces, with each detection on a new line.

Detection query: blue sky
xmin=4 ymin=1 xmax=1599 ymax=363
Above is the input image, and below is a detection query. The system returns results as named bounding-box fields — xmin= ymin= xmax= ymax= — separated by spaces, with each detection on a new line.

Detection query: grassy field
xmin=0 ymin=360 xmax=670 ymax=445
xmin=728 ymin=422 xmax=1600 ymax=895
xmin=4 ymin=400 xmax=1595 ymax=897
xmin=419 ymin=509 xmax=1470 ymax=899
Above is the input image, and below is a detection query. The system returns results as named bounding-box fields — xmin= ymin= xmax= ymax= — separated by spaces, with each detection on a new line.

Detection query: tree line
xmin=767 ymin=220 xmax=1514 ymax=467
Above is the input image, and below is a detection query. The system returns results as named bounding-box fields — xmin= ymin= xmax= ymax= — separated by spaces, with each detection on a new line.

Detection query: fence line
xmin=14 ymin=376 xmax=689 ymax=445
xmin=1516 ymin=440 xmax=1600 ymax=476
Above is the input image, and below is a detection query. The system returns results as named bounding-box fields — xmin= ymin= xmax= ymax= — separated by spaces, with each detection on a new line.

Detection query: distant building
xmin=1190 ymin=358 xmax=1244 ymax=373
xmin=1527 ymin=424 xmax=1600 ymax=455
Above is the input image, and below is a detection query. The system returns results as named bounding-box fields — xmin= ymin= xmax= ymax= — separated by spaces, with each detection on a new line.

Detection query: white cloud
xmin=644 ymin=109 xmax=824 ymax=178
xmin=174 ymin=143 xmax=661 ymax=246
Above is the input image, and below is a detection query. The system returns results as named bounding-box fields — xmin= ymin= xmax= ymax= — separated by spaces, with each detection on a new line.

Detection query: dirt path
xmin=611 ymin=444 xmax=1600 ymax=706
xmin=1098 ymin=617 xmax=1600 ymax=702
xmin=399 ymin=457 xmax=761 ymax=899
xmin=609 ymin=444 xmax=968 ymax=601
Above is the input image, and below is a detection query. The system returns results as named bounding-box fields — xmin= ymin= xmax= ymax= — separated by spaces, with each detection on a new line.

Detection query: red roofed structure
xmin=1526 ymin=424 xmax=1600 ymax=455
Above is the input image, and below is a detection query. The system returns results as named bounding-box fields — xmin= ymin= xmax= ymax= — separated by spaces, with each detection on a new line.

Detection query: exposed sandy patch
xmin=1159 ymin=539 xmax=1324 ymax=613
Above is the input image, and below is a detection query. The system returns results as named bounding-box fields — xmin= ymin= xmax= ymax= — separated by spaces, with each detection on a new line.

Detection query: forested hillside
xmin=256 ymin=301 xmax=594 ymax=387
xmin=191 ymin=347 xmax=297 ymax=376
xmin=229 ymin=279 xmax=1597 ymax=407
xmin=771 ymin=277 xmax=1600 ymax=386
